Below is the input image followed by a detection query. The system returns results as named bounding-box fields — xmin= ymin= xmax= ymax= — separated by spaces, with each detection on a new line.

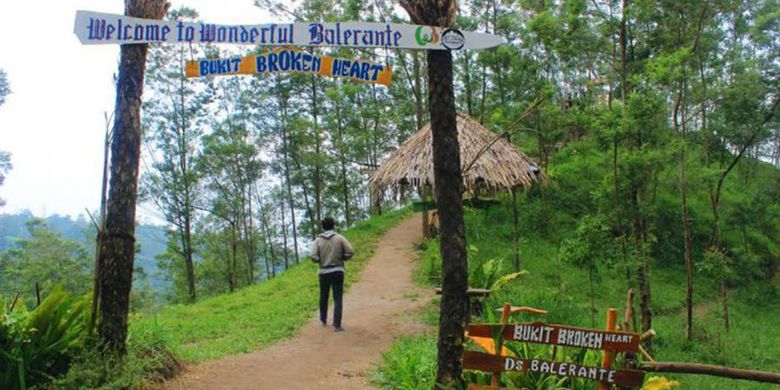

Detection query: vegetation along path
xmin=162 ymin=215 xmax=430 ymax=389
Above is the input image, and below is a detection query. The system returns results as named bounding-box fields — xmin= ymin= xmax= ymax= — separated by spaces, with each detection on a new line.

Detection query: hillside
xmin=373 ymin=142 xmax=780 ymax=389
xmin=0 ymin=212 xmax=168 ymax=289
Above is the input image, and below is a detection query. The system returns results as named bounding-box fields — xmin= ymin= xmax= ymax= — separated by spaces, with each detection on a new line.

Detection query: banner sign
xmin=185 ymin=49 xmax=392 ymax=86
xmin=463 ymin=351 xmax=646 ymax=388
xmin=467 ymin=322 xmax=640 ymax=353
xmin=74 ymin=10 xmax=503 ymax=50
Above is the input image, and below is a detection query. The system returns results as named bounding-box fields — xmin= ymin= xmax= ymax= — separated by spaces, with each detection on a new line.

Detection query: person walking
xmin=310 ymin=217 xmax=355 ymax=332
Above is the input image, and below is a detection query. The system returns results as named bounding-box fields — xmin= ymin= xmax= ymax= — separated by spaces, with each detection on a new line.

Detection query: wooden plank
xmin=468 ymin=322 xmax=639 ymax=353
xmin=493 ymin=306 xmax=548 ymax=315
xmin=74 ymin=10 xmax=504 ymax=50
xmin=468 ymin=385 xmax=522 ymax=390
xmin=185 ymin=49 xmax=392 ymax=86
xmin=642 ymin=361 xmax=780 ymax=384
xmin=463 ymin=351 xmax=646 ymax=388
xmin=435 ymin=288 xmax=491 ymax=297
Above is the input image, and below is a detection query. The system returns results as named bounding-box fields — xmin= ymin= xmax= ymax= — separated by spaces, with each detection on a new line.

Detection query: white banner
xmin=74 ymin=10 xmax=503 ymax=51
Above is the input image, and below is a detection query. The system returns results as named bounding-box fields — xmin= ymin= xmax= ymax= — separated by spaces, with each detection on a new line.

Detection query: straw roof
xmin=370 ymin=113 xmax=544 ymax=197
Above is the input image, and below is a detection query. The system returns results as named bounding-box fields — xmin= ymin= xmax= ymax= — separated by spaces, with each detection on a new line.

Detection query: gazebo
xmin=370 ymin=113 xmax=545 ymax=267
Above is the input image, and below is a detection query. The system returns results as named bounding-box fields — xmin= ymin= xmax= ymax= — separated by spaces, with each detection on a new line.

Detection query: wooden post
xmin=491 ymin=303 xmax=512 ymax=386
xmin=421 ymin=185 xmax=430 ymax=238
xmin=511 ymin=187 xmax=520 ymax=271
xmin=598 ymin=308 xmax=619 ymax=390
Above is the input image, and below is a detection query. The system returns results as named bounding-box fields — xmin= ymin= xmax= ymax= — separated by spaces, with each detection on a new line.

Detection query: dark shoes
xmin=334 ymin=326 xmax=345 ymax=332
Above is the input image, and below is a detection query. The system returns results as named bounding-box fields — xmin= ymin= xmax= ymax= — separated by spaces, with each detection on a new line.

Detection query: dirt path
xmin=161 ymin=216 xmax=430 ymax=390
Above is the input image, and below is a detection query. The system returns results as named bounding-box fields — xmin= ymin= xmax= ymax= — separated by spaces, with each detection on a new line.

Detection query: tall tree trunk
xmin=178 ymin=44 xmax=197 ymax=303
xmin=279 ymin=199 xmax=289 ymax=270
xmin=464 ymin=53 xmax=473 ymax=116
xmin=674 ymin=83 xmax=694 ymax=340
xmin=278 ymin=82 xmax=300 ymax=263
xmin=413 ymin=51 xmax=430 ymax=237
xmin=721 ymin=280 xmax=730 ymax=331
xmin=260 ymin=207 xmax=278 ymax=278
xmin=311 ymin=77 xmax=323 ymax=225
xmin=291 ymin=154 xmax=317 ymax=239
xmin=427 ymin=48 xmax=468 ymax=389
xmin=97 ymin=0 xmax=168 ymax=353
xmin=511 ymin=187 xmax=520 ymax=271
xmin=334 ymin=100 xmax=352 ymax=226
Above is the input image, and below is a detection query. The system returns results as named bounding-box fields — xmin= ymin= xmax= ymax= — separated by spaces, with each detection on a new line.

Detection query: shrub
xmin=0 ymin=286 xmax=88 ymax=389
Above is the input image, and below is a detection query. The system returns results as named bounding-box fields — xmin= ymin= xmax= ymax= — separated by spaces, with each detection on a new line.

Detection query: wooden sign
xmin=74 ymin=10 xmax=503 ymax=50
xmin=185 ymin=49 xmax=392 ymax=86
xmin=463 ymin=351 xmax=646 ymax=388
xmin=467 ymin=322 xmax=640 ymax=353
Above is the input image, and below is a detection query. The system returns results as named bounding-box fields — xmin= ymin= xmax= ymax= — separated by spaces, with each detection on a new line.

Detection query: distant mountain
xmin=0 ymin=211 xmax=168 ymax=290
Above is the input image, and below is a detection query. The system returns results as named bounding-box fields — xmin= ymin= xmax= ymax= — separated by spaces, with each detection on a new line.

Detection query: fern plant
xmin=0 ymin=286 xmax=88 ymax=389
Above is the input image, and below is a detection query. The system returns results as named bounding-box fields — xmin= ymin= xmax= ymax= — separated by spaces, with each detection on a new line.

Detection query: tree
xmin=0 ymin=68 xmax=9 ymax=107
xmin=142 ymin=7 xmax=207 ymax=303
xmin=0 ymin=219 xmax=91 ymax=302
xmin=0 ymin=151 xmax=10 ymax=207
xmin=0 ymin=68 xmax=11 ymax=207
xmin=97 ymin=0 xmax=169 ymax=353
xmin=401 ymin=1 xmax=468 ymax=388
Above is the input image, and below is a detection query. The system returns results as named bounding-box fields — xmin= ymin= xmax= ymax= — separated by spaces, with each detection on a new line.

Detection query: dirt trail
xmin=161 ymin=216 xmax=430 ymax=390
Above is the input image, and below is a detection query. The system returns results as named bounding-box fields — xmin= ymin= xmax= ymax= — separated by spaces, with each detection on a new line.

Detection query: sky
xmin=0 ymin=0 xmax=271 ymax=222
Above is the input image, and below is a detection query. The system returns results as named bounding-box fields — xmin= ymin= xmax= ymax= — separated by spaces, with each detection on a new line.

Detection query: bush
xmin=50 ymin=320 xmax=181 ymax=389
xmin=0 ymin=286 xmax=88 ymax=389
xmin=371 ymin=334 xmax=437 ymax=390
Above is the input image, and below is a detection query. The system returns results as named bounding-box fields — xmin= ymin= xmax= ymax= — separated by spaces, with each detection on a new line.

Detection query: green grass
xmin=374 ymin=205 xmax=780 ymax=390
xmin=371 ymin=334 xmax=438 ymax=390
xmin=134 ymin=207 xmax=412 ymax=363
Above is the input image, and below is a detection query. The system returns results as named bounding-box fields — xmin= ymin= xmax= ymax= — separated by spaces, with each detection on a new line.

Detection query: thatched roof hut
xmin=370 ymin=113 xmax=544 ymax=198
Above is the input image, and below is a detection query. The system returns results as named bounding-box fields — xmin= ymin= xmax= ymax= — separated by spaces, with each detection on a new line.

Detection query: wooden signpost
xmin=463 ymin=351 xmax=646 ymax=388
xmin=74 ymin=10 xmax=503 ymax=51
xmin=185 ymin=48 xmax=392 ymax=85
xmin=467 ymin=321 xmax=640 ymax=353
xmin=463 ymin=308 xmax=645 ymax=389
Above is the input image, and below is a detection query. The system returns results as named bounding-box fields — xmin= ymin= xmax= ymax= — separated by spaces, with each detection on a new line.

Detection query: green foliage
xmin=0 ymin=67 xmax=9 ymax=107
xmin=370 ymin=334 xmax=437 ymax=390
xmin=50 ymin=320 xmax=180 ymax=390
xmin=469 ymin=254 xmax=528 ymax=291
xmin=0 ymin=220 xmax=91 ymax=305
xmin=0 ymin=286 xmax=88 ymax=389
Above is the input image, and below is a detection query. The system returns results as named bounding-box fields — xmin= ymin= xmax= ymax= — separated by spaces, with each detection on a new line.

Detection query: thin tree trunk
xmin=674 ymin=83 xmax=694 ymax=340
xmin=421 ymin=186 xmax=430 ymax=238
xmin=279 ymin=199 xmax=289 ymax=270
xmin=291 ymin=154 xmax=317 ymax=239
xmin=91 ymin=118 xmax=111 ymax=332
xmin=511 ymin=187 xmax=520 ymax=271
xmin=721 ymin=281 xmax=729 ymax=331
xmin=464 ymin=54 xmax=473 ymax=116
xmin=311 ymin=77 xmax=323 ymax=225
xmin=261 ymin=207 xmax=278 ymax=278
xmin=278 ymin=82 xmax=300 ymax=263
xmin=178 ymin=43 xmax=197 ymax=303
xmin=334 ymin=100 xmax=352 ymax=226
xmin=414 ymin=52 xmax=430 ymax=237
xmin=97 ymin=0 xmax=168 ymax=353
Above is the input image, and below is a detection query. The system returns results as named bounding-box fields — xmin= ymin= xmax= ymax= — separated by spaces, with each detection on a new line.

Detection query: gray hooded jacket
xmin=309 ymin=230 xmax=355 ymax=274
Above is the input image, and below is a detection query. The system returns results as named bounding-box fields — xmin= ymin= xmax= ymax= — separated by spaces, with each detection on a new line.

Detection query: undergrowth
xmin=373 ymin=204 xmax=779 ymax=390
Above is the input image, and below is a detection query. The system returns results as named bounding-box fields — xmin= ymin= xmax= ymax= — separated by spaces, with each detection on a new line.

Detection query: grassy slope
xmin=132 ymin=207 xmax=411 ymax=363
xmin=375 ymin=204 xmax=779 ymax=390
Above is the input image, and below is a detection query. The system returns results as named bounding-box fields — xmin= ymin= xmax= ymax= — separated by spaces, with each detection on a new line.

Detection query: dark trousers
xmin=319 ymin=271 xmax=344 ymax=327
